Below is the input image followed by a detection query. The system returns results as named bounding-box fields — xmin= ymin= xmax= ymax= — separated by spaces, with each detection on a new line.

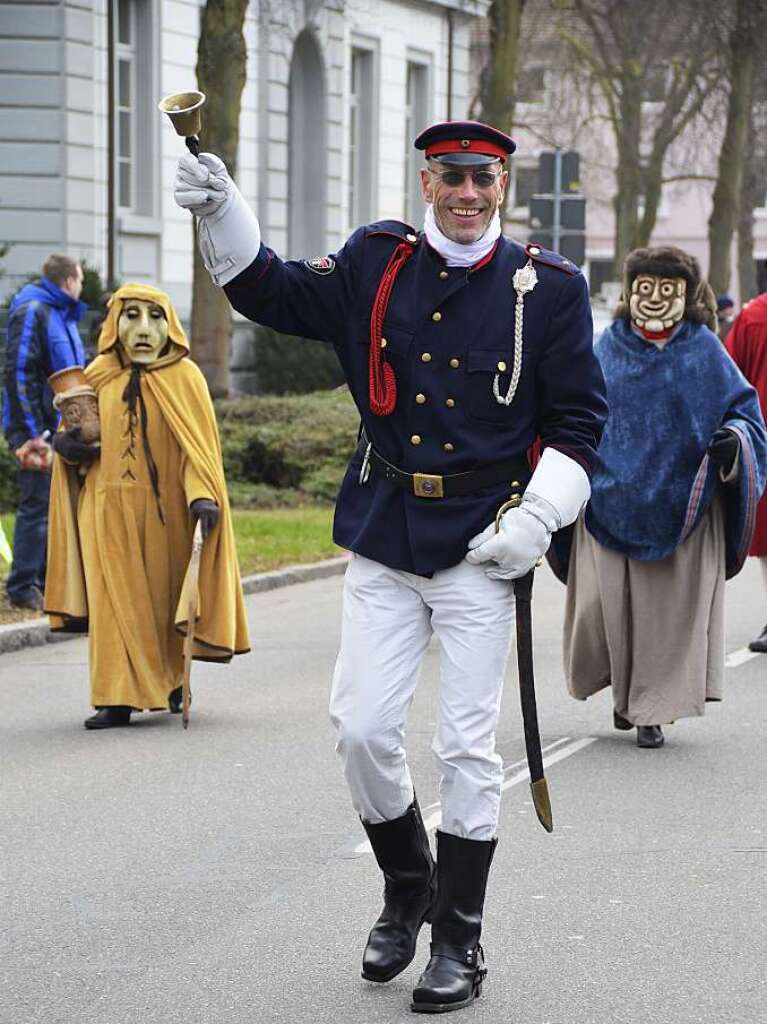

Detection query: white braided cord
xmin=493 ymin=259 xmax=537 ymax=406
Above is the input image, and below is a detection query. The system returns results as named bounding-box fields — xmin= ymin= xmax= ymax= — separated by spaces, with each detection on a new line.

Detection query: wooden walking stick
xmin=181 ymin=520 xmax=204 ymax=729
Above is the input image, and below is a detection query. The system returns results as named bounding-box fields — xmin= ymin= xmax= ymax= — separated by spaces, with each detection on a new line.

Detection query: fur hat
xmin=614 ymin=245 xmax=717 ymax=331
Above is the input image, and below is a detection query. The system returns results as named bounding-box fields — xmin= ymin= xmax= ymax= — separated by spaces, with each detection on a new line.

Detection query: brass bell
xmin=158 ymin=91 xmax=206 ymax=155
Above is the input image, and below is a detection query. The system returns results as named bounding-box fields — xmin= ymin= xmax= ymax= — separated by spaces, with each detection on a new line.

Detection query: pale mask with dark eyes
xmin=118 ymin=300 xmax=169 ymax=364
xmin=629 ymin=274 xmax=686 ymax=332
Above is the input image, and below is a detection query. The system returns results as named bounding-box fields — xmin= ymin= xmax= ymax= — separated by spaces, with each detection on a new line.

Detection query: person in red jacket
xmin=726 ymin=290 xmax=767 ymax=650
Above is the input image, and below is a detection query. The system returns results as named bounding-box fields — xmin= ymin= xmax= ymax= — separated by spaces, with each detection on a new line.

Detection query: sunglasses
xmin=428 ymin=168 xmax=502 ymax=188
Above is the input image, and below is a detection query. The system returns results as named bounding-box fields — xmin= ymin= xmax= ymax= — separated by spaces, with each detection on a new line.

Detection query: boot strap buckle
xmin=430 ymin=941 xmax=482 ymax=969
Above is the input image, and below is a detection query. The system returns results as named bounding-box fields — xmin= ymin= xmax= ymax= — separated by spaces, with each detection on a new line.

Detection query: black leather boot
xmin=613 ymin=709 xmax=633 ymax=731
xmin=361 ymin=799 xmax=436 ymax=983
xmin=84 ymin=706 xmax=132 ymax=730
xmin=636 ymin=724 xmax=664 ymax=748
xmin=168 ymin=687 xmax=192 ymax=713
xmin=748 ymin=624 xmax=767 ymax=652
xmin=411 ymin=831 xmax=497 ymax=1014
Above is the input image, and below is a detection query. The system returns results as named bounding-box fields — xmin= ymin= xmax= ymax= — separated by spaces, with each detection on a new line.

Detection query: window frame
xmin=348 ymin=38 xmax=379 ymax=230
xmin=403 ymin=54 xmax=431 ymax=226
xmin=113 ymin=0 xmax=160 ymax=221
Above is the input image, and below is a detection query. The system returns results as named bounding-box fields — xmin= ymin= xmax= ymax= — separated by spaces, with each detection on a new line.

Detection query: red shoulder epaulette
xmin=525 ymin=242 xmax=579 ymax=276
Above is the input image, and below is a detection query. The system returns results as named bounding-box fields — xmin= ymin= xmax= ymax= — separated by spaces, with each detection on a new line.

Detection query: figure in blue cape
xmin=550 ymin=246 xmax=767 ymax=748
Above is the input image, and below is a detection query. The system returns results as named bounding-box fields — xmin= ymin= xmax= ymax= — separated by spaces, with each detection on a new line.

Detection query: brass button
xmin=529 ymin=245 xmax=540 ymax=255
xmin=421 ymin=352 xmax=432 ymax=363
xmin=449 ymin=357 xmax=460 ymax=368
xmin=380 ymin=338 xmax=387 ymax=349
xmin=432 ymin=311 xmax=442 ymax=322
xmin=511 ymin=480 xmax=520 ymax=487
xmin=410 ymin=434 xmax=422 ymax=446
xmin=439 ymin=271 xmax=448 ymax=280
xmin=497 ymin=360 xmax=507 ymax=372
xmin=446 ymin=398 xmax=455 ymax=408
xmin=443 ymin=442 xmax=455 ymax=452
xmin=415 ymin=393 xmax=426 ymax=405
xmin=406 ymin=233 xmax=417 ymax=243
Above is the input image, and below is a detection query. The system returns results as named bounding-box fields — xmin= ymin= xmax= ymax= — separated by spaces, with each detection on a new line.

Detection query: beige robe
xmin=562 ymin=499 xmax=725 ymax=725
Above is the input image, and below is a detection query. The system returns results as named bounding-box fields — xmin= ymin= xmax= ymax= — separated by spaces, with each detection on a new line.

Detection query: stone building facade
xmin=0 ymin=0 xmax=486 ymax=312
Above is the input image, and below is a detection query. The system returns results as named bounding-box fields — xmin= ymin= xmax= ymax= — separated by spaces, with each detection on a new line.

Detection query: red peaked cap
xmin=414 ymin=120 xmax=516 ymax=165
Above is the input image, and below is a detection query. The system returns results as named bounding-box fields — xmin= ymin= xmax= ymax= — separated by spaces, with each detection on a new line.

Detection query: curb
xmin=0 ymin=555 xmax=349 ymax=658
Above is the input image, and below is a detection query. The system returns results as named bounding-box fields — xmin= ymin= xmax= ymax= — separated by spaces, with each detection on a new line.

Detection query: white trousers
xmin=329 ymin=553 xmax=516 ymax=841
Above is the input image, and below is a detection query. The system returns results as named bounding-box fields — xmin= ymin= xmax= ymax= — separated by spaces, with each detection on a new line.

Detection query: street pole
xmin=552 ymin=148 xmax=562 ymax=253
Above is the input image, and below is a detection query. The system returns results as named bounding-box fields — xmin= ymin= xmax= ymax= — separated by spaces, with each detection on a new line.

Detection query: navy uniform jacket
xmin=225 ymin=221 xmax=607 ymax=575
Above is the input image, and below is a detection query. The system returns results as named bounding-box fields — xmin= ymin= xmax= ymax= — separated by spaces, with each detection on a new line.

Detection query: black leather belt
xmin=365 ymin=444 xmax=530 ymax=499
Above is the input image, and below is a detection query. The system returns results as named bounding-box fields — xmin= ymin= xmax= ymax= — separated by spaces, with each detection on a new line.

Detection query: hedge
xmin=0 ymin=388 xmax=361 ymax=512
xmin=216 ymin=387 xmax=360 ymax=505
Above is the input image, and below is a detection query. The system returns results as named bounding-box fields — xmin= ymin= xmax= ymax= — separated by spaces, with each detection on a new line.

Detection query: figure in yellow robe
xmin=45 ymin=283 xmax=250 ymax=728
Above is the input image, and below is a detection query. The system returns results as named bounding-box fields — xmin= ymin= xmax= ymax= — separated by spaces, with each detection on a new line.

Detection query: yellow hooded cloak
xmin=45 ymin=283 xmax=250 ymax=710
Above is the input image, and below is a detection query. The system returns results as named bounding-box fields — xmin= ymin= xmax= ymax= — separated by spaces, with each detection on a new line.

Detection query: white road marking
xmin=347 ymin=735 xmax=598 ymax=856
xmin=725 ymin=648 xmax=761 ymax=668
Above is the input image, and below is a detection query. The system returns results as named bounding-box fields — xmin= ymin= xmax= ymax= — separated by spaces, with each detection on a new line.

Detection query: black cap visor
xmin=429 ymin=151 xmax=503 ymax=166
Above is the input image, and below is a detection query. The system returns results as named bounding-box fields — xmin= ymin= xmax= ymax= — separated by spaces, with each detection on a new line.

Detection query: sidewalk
xmin=0 ymin=555 xmax=348 ymax=656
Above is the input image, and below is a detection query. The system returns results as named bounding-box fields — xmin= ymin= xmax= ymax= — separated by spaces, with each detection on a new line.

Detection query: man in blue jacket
xmin=175 ymin=121 xmax=607 ymax=1014
xmin=3 ymin=254 xmax=87 ymax=609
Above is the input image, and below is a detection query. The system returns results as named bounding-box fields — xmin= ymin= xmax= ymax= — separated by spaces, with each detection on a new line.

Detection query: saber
xmin=512 ymin=569 xmax=553 ymax=832
xmin=181 ymin=520 xmax=204 ymax=729
xmin=495 ymin=497 xmax=553 ymax=832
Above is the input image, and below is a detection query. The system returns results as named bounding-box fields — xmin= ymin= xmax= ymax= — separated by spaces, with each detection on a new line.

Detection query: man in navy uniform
xmin=175 ymin=121 xmax=606 ymax=1014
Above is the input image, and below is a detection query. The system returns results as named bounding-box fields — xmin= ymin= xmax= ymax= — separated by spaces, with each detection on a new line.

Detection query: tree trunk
xmin=478 ymin=0 xmax=526 ymax=223
xmin=191 ymin=0 xmax=249 ymax=397
xmin=612 ymin=82 xmax=642 ymax=275
xmin=737 ymin=112 xmax=759 ymax=303
xmin=707 ymin=0 xmax=758 ymax=297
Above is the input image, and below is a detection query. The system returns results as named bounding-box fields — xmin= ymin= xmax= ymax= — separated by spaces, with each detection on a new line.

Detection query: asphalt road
xmin=2 ymin=557 xmax=766 ymax=1024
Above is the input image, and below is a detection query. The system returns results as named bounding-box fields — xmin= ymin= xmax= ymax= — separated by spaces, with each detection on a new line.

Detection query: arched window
xmin=288 ymin=31 xmax=326 ymax=258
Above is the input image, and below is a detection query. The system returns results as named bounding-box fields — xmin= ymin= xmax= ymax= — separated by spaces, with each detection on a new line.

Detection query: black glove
xmin=707 ymin=428 xmax=740 ymax=474
xmin=190 ymin=498 xmax=219 ymax=539
xmin=51 ymin=428 xmax=100 ymax=466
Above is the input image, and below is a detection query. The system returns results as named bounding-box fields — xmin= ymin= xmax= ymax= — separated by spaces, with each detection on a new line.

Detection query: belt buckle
xmin=413 ymin=472 xmax=444 ymax=498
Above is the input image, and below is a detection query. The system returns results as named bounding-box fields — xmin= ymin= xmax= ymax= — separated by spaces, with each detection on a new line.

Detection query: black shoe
xmin=361 ymin=799 xmax=436 ymax=984
xmin=748 ymin=624 xmax=767 ymax=653
xmin=613 ymin=710 xmax=633 ymax=731
xmin=84 ymin=707 xmax=132 ymax=730
xmin=411 ymin=831 xmax=496 ymax=1014
xmin=636 ymin=725 xmax=664 ymax=748
xmin=168 ymin=687 xmax=191 ymax=713
xmin=8 ymin=585 xmax=44 ymax=611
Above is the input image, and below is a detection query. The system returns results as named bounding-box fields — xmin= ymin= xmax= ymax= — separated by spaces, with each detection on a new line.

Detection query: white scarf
xmin=423 ymin=204 xmax=501 ymax=267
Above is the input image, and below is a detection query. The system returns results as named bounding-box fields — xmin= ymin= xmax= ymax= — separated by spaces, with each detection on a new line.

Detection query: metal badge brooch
xmin=493 ymin=260 xmax=538 ymax=406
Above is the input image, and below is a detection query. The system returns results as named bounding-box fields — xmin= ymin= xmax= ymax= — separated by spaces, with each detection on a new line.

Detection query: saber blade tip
xmin=531 ymin=777 xmax=553 ymax=833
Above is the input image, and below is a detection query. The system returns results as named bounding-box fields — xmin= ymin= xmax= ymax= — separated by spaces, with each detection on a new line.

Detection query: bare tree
xmin=191 ymin=0 xmax=249 ymax=397
xmin=558 ymin=0 xmax=723 ymax=274
xmin=737 ymin=95 xmax=767 ymax=302
xmin=707 ymin=0 xmax=766 ymax=296
xmin=476 ymin=1 xmax=527 ymax=220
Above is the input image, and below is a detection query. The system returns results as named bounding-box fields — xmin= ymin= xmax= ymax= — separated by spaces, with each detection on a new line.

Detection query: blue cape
xmin=549 ymin=318 xmax=767 ymax=581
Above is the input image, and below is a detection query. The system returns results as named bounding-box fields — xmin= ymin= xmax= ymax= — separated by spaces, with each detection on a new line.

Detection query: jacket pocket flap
xmin=467 ymin=349 xmax=511 ymax=373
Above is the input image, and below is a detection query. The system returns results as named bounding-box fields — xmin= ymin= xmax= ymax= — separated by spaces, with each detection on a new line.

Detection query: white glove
xmin=465 ymin=496 xmax=554 ymax=580
xmin=465 ymin=447 xmax=591 ymax=580
xmin=525 ymin=446 xmax=590 ymax=527
xmin=174 ymin=152 xmax=261 ymax=287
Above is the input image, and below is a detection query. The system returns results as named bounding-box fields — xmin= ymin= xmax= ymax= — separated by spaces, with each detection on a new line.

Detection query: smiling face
xmin=629 ymin=274 xmax=687 ymax=332
xmin=419 ymin=159 xmax=507 ymax=244
xmin=117 ymin=299 xmax=169 ymax=364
